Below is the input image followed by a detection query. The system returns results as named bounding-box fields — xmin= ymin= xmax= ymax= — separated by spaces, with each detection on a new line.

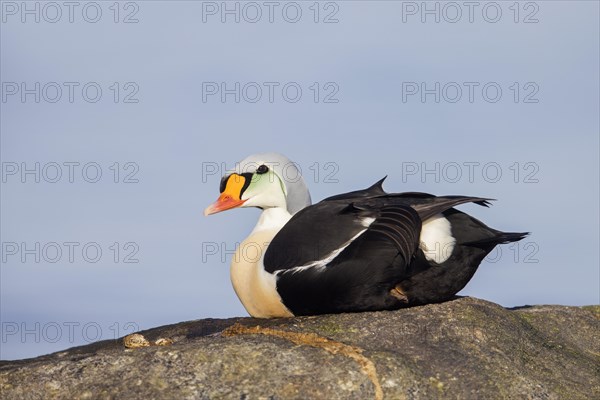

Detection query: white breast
xmin=419 ymin=214 xmax=456 ymax=264
xmin=230 ymin=229 xmax=293 ymax=318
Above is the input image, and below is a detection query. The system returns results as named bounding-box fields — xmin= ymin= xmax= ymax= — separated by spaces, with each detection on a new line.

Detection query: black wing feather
xmin=274 ymin=204 xmax=421 ymax=315
xmin=321 ymin=176 xmax=387 ymax=201
xmin=263 ymin=201 xmax=370 ymax=273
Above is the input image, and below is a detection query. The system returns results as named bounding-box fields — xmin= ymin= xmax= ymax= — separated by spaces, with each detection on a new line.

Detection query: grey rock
xmin=1 ymin=297 xmax=598 ymax=399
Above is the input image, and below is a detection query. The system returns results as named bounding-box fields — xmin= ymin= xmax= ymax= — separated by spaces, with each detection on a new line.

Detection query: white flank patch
xmin=419 ymin=214 xmax=456 ymax=264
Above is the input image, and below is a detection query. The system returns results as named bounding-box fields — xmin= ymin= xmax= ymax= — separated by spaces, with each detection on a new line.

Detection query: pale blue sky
xmin=1 ymin=1 xmax=598 ymax=360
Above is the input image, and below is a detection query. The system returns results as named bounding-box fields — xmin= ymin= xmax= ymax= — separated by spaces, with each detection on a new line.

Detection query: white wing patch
xmin=361 ymin=217 xmax=375 ymax=227
xmin=420 ymin=214 xmax=455 ymax=264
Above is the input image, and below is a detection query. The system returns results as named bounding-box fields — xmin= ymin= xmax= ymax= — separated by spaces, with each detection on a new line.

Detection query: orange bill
xmin=204 ymin=174 xmax=248 ymax=216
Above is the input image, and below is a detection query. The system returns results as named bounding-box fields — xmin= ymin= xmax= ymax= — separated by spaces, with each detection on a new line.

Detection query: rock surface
xmin=1 ymin=297 xmax=598 ymax=399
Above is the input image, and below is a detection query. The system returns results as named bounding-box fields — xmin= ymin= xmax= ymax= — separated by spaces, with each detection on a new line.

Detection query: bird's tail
xmin=495 ymin=231 xmax=530 ymax=244
xmin=462 ymin=231 xmax=529 ymax=247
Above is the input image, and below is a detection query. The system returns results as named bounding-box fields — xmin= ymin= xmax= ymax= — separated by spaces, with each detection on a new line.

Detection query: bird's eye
xmin=256 ymin=165 xmax=269 ymax=175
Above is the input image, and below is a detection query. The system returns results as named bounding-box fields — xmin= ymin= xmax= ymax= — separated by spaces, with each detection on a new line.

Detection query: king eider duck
xmin=204 ymin=153 xmax=528 ymax=318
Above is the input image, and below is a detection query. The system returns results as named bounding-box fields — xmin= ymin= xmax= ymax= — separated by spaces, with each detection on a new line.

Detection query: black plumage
xmin=265 ymin=178 xmax=528 ymax=315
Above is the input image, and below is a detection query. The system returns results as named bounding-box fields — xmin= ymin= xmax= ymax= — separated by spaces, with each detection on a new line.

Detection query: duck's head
xmin=204 ymin=152 xmax=312 ymax=216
